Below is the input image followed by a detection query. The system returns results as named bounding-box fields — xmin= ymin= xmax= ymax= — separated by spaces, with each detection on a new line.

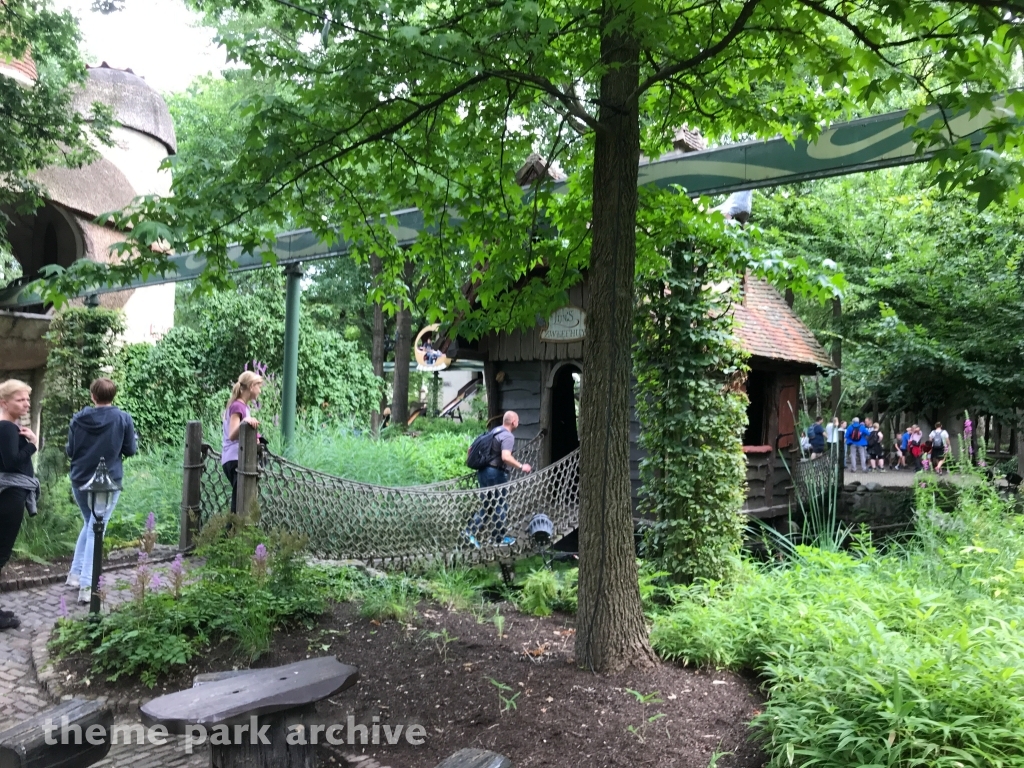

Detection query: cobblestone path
xmin=0 ymin=578 xmax=205 ymax=766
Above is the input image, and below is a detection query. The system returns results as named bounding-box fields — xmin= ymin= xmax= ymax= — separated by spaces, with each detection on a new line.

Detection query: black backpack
xmin=466 ymin=427 xmax=503 ymax=470
xmin=867 ymin=430 xmax=880 ymax=447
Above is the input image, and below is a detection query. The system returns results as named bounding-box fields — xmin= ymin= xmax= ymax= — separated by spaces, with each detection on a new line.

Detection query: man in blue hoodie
xmin=65 ymin=378 xmax=137 ymax=603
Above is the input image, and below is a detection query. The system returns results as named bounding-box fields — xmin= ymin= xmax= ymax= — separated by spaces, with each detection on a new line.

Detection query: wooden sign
xmin=541 ymin=307 xmax=586 ymax=342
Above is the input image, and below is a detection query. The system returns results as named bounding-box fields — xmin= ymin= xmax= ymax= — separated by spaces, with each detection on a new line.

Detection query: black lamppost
xmin=81 ymin=457 xmax=120 ymax=615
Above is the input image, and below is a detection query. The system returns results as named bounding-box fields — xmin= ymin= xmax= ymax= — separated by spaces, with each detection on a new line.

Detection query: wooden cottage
xmin=455 ymin=273 xmax=832 ymax=519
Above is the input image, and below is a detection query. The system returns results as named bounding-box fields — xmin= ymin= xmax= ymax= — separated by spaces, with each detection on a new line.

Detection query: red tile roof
xmin=732 ymin=276 xmax=833 ymax=369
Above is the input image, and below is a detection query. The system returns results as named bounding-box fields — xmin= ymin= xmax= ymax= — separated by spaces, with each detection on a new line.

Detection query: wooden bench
xmin=435 ymin=748 xmax=512 ymax=768
xmin=140 ymin=656 xmax=358 ymax=768
xmin=0 ymin=698 xmax=112 ymax=768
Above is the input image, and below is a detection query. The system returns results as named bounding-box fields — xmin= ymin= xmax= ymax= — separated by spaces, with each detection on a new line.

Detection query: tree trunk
xmin=392 ymin=298 xmax=412 ymax=427
xmin=370 ymin=255 xmax=386 ymax=435
xmin=574 ymin=10 xmax=655 ymax=673
xmin=830 ymin=297 xmax=842 ymax=415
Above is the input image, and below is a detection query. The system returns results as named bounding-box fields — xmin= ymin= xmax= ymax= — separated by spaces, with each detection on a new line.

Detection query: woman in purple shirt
xmin=222 ymin=371 xmax=262 ymax=513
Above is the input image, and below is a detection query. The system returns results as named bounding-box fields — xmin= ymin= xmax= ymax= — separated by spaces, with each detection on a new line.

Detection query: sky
xmin=57 ymin=0 xmax=226 ymax=94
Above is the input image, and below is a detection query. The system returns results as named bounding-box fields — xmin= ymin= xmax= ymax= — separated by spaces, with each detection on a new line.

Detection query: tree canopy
xmin=48 ymin=0 xmax=1024 ymax=671
xmin=758 ymin=168 xmax=1024 ymax=424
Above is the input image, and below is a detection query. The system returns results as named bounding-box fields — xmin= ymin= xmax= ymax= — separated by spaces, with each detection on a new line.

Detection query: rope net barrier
xmin=198 ymin=435 xmax=580 ymax=567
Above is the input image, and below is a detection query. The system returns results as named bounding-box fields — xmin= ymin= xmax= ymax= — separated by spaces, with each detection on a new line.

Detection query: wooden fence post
xmin=179 ymin=420 xmax=203 ymax=551
xmin=236 ymin=422 xmax=260 ymax=519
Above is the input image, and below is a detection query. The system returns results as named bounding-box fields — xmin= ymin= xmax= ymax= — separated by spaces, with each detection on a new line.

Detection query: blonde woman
xmin=222 ymin=371 xmax=262 ymax=513
xmin=0 ymin=380 xmax=39 ymax=630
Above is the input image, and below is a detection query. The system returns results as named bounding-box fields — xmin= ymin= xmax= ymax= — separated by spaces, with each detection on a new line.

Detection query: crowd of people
xmin=803 ymin=415 xmax=954 ymax=474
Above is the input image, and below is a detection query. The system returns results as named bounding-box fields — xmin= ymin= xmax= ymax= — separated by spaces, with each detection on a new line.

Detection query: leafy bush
xmin=114 ymin=328 xmax=209 ymax=448
xmin=41 ymin=307 xmax=124 ymax=478
xmin=650 ymin=474 xmax=1024 ymax=767
xmin=49 ymin=517 xmax=340 ymax=686
xmin=634 ymin=241 xmax=747 ymax=583
xmin=517 ymin=567 xmax=578 ymax=616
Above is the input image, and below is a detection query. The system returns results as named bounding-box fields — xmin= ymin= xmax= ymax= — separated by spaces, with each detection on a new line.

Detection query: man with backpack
xmin=807 ymin=416 xmax=826 ymax=459
xmin=845 ymin=417 xmax=868 ymax=473
xmin=930 ymin=421 xmax=951 ymax=474
xmin=464 ymin=411 xmax=532 ymax=548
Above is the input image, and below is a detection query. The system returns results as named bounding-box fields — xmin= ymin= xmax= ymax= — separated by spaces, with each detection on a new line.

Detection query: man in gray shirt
xmin=466 ymin=411 xmax=532 ymax=548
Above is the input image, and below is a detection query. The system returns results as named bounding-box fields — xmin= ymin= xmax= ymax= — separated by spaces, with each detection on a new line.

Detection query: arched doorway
xmin=549 ymin=362 xmax=581 ymax=463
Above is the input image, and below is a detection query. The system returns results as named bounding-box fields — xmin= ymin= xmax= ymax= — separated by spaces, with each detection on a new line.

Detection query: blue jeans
xmin=70 ymin=487 xmax=121 ymax=585
xmin=469 ymin=466 xmax=508 ymax=543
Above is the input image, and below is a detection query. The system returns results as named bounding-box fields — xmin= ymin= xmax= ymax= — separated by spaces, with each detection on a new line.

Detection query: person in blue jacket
xmin=845 ymin=417 xmax=868 ymax=472
xmin=65 ymin=378 xmax=137 ymax=604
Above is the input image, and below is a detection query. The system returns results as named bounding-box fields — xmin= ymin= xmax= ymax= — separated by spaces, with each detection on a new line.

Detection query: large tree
xmin=71 ymin=0 xmax=1024 ymax=671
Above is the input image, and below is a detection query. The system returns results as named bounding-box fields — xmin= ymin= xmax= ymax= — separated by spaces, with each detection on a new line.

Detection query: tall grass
xmin=13 ymin=473 xmax=80 ymax=563
xmin=108 ymin=449 xmax=183 ymax=546
xmin=288 ymin=420 xmax=473 ymax=485
xmin=652 ymin=468 xmax=1024 ymax=767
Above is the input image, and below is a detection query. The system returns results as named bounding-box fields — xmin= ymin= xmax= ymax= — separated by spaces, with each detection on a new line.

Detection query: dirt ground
xmin=56 ymin=600 xmax=768 ymax=768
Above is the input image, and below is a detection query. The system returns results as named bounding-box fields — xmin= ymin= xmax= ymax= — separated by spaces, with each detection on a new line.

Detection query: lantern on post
xmin=81 ymin=457 xmax=121 ymax=615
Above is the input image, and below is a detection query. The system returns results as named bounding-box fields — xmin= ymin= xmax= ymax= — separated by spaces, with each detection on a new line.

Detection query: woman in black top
xmin=0 ymin=379 xmax=38 ymax=630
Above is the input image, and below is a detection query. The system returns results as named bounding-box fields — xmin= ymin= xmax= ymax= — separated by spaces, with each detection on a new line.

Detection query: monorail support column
xmin=282 ymin=263 xmax=303 ymax=452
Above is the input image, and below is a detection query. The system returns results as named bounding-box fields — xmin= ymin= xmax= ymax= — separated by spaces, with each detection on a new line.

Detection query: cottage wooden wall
xmin=494 ymin=361 xmax=543 ymax=442
xmin=482 ymin=283 xmax=589 ymax=362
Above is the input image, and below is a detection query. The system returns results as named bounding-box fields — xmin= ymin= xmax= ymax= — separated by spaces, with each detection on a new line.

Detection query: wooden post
xmin=484 ymin=360 xmax=500 ymax=421
xmin=179 ymin=420 xmax=203 ymax=551
xmin=237 ymin=422 xmax=260 ymax=519
xmin=538 ymin=361 xmax=552 ymax=468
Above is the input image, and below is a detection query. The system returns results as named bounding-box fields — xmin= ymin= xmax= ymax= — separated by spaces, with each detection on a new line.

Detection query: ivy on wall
xmin=40 ymin=306 xmax=125 ymax=477
xmin=634 ymin=240 xmax=748 ymax=583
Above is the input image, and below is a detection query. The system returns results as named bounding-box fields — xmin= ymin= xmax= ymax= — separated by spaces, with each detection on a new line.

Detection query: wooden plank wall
xmin=488 ymin=283 xmax=589 ymax=362
xmin=496 ymin=361 xmax=543 ymax=441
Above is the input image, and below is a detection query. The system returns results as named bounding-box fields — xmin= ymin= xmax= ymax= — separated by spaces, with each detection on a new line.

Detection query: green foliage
xmin=49 ymin=519 xmax=332 ymax=685
xmin=488 ymin=678 xmax=520 ymax=714
xmin=110 ymin=272 xmax=379 ymax=448
xmin=106 ymin=450 xmax=183 ymax=547
xmin=634 ymin=239 xmax=748 ymax=583
xmin=517 ymin=567 xmax=578 ymax=617
xmin=424 ymin=564 xmax=484 ymax=611
xmin=650 ymin=474 xmax=1024 ymax=767
xmin=113 ymin=328 xmax=209 ymax=449
xmin=288 ymin=420 xmax=471 ymax=485
xmin=40 ymin=307 xmax=124 ymax=477
xmin=12 ymin=473 xmax=80 ymax=562
xmin=358 ymin=575 xmax=419 ymax=622
xmin=757 ymin=171 xmax=1024 ymax=422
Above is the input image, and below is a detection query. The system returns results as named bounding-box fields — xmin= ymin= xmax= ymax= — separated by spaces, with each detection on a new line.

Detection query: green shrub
xmin=49 ymin=517 xmax=335 ymax=686
xmin=650 ymin=474 xmax=1024 ymax=767
xmin=358 ymin=574 xmax=420 ymax=622
xmin=517 ymin=567 xmax=578 ymax=616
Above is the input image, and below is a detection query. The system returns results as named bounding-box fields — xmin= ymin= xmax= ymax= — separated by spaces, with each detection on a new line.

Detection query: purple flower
xmin=138 ymin=551 xmax=149 ymax=564
xmin=170 ymin=553 xmax=184 ymax=576
xmin=151 ymin=574 xmax=162 ymax=590
xmin=59 ymin=595 xmax=68 ymax=618
xmin=252 ymin=543 xmax=269 ymax=578
xmin=146 ymin=512 xmax=156 ymax=533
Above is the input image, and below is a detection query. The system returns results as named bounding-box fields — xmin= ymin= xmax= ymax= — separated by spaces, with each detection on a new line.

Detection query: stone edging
xmin=1 ymin=551 xmax=180 ymax=593
xmin=32 ymin=621 xmax=146 ymax=717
